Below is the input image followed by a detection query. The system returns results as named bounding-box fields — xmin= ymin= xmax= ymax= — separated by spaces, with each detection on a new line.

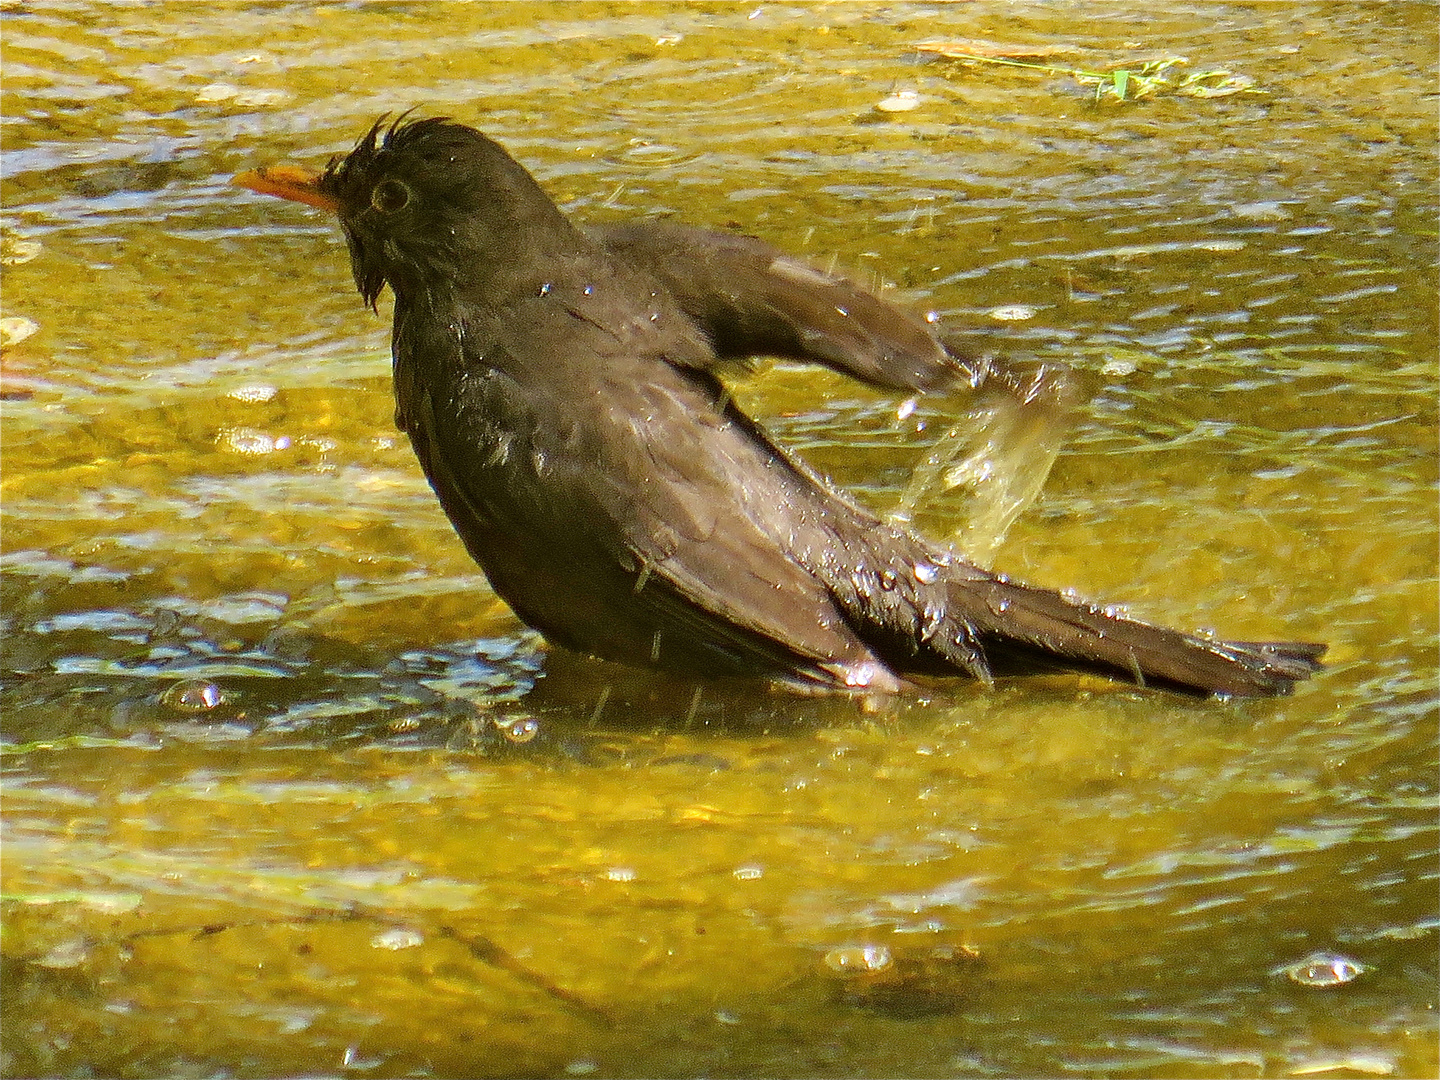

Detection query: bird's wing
xmin=592 ymin=220 xmax=984 ymax=393
xmin=404 ymin=288 xmax=891 ymax=687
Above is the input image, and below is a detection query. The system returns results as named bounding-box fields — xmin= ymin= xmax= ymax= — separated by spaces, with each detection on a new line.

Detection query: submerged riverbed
xmin=3 ymin=2 xmax=1436 ymax=1077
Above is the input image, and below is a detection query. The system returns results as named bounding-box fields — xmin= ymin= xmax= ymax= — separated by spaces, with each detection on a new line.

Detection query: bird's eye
xmin=370 ymin=179 xmax=411 ymax=214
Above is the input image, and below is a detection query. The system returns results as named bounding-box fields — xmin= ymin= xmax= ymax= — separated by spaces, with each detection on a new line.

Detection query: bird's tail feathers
xmin=932 ymin=572 xmax=1325 ymax=698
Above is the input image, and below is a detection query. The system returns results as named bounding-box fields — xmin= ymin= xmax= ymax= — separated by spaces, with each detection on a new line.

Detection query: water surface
xmin=3 ymin=2 xmax=1436 ymax=1077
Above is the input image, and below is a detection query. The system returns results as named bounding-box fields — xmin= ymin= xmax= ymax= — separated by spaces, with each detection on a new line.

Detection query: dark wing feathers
xmin=412 ymin=289 xmax=891 ymax=685
xmin=594 ymin=221 xmax=984 ymax=392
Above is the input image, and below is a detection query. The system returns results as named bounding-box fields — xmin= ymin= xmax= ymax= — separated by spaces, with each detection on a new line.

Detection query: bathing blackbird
xmin=234 ymin=115 xmax=1324 ymax=697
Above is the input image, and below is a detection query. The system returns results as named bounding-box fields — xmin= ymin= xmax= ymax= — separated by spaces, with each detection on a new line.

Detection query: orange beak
xmin=232 ymin=164 xmax=339 ymax=213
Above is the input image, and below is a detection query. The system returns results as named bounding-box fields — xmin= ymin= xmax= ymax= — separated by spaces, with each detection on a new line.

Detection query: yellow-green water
xmin=2 ymin=2 xmax=1436 ymax=1077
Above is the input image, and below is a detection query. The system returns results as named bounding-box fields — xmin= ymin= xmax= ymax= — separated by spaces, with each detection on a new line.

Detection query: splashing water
xmin=892 ymin=360 xmax=1087 ymax=564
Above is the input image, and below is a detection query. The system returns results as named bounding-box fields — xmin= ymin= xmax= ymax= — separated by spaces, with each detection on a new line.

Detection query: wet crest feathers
xmin=316 ymin=114 xmax=578 ymax=310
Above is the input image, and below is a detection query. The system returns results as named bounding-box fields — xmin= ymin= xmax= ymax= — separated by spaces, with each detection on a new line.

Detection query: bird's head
xmin=235 ymin=115 xmax=575 ymax=309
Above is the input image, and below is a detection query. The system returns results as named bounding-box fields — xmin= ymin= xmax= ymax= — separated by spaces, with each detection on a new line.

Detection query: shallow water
xmin=2 ymin=2 xmax=1437 ymax=1077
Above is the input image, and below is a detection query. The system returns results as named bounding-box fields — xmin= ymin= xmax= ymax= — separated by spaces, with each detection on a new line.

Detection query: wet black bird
xmin=234 ymin=116 xmax=1324 ymax=697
